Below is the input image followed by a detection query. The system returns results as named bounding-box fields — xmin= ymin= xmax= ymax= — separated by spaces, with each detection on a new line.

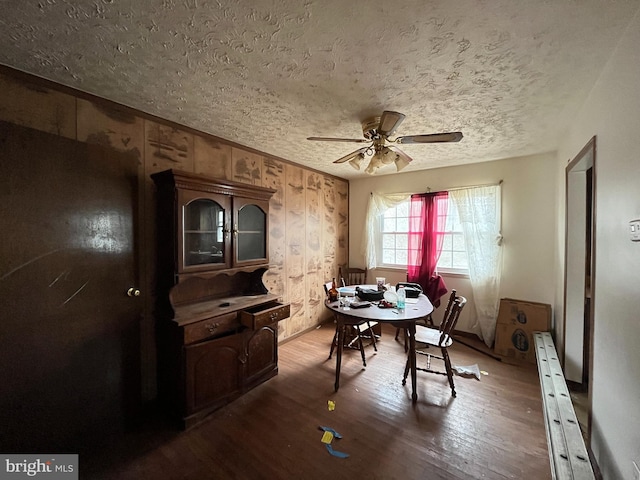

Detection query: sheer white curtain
xmin=450 ymin=185 xmax=503 ymax=347
xmin=362 ymin=192 xmax=410 ymax=269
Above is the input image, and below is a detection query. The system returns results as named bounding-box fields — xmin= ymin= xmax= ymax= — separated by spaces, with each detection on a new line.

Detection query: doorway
xmin=563 ymin=136 xmax=596 ymax=441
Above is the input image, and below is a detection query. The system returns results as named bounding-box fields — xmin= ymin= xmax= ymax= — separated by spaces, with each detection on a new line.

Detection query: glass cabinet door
xmin=181 ymin=194 xmax=230 ymax=271
xmin=235 ymin=199 xmax=268 ymax=265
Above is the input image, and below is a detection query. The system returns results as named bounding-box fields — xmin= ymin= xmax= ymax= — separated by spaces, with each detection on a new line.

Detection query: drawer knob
xmin=206 ymin=322 xmax=220 ymax=334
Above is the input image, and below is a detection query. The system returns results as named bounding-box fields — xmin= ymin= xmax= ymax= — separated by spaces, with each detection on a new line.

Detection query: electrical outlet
xmin=630 ymin=219 xmax=640 ymax=241
xmin=633 ymin=461 xmax=640 ymax=480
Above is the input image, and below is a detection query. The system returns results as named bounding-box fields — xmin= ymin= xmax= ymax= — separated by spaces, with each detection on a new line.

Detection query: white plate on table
xmin=383 ymin=290 xmax=398 ymax=304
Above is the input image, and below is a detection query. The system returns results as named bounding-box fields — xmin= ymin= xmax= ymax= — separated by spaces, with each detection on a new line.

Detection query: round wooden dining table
xmin=325 ymin=290 xmax=434 ymax=402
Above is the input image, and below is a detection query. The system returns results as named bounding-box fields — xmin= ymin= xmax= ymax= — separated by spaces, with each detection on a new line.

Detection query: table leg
xmin=335 ymin=318 xmax=344 ymax=392
xmin=408 ymin=322 xmax=417 ymax=402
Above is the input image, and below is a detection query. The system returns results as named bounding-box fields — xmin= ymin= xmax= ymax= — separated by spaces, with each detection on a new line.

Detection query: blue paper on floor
xmin=319 ymin=426 xmax=350 ymax=458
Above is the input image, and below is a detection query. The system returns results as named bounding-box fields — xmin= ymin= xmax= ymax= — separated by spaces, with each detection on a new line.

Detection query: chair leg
xmin=367 ymin=322 xmax=378 ymax=352
xmin=357 ymin=331 xmax=367 ymax=367
xmin=394 ymin=327 xmax=410 ymax=352
xmin=442 ymin=348 xmax=456 ymax=397
xmin=401 ymin=355 xmax=410 ymax=385
xmin=331 ymin=323 xmax=375 ymax=367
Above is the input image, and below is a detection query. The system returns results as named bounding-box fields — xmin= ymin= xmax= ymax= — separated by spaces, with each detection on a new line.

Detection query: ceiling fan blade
xmin=396 ymin=132 xmax=463 ymax=144
xmin=377 ymin=111 xmax=406 ymax=136
xmin=307 ymin=136 xmax=369 ymax=143
xmin=388 ymin=146 xmax=413 ymax=171
xmin=333 ymin=147 xmax=369 ymax=164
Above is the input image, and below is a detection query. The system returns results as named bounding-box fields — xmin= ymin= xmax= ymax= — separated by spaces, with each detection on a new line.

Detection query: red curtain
xmin=407 ymin=191 xmax=449 ymax=306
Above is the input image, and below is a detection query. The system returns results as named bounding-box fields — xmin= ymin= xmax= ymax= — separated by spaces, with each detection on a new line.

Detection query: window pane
xmin=438 ymin=251 xmax=452 ymax=268
xmin=452 ymin=233 xmax=466 ymax=251
xmin=396 ymin=217 xmax=409 ymax=232
xmin=384 ymin=218 xmax=397 ymax=232
xmin=441 ymin=233 xmax=452 ymax=250
xmin=452 ymin=251 xmax=468 ymax=269
xmin=396 ymin=201 xmax=409 ymax=217
xmin=396 ymin=249 xmax=408 ymax=265
xmin=450 ymin=208 xmax=462 ymax=230
xmin=396 ymin=233 xmax=408 ymax=250
xmin=382 ymin=249 xmax=396 ymax=264
xmin=382 ymin=234 xmax=396 ymax=249
xmin=437 ymin=214 xmax=448 ymax=229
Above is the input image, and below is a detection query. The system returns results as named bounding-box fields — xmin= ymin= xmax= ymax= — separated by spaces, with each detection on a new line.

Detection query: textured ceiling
xmin=0 ymin=0 xmax=637 ymax=178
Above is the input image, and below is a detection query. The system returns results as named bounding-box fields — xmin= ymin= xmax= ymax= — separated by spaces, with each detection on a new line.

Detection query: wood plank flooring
xmin=84 ymin=323 xmax=551 ymax=479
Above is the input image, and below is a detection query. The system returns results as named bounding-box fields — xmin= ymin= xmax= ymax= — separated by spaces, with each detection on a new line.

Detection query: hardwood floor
xmin=84 ymin=323 xmax=551 ymax=479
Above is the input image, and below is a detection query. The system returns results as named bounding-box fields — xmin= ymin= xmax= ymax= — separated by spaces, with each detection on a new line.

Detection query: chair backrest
xmin=438 ymin=295 xmax=467 ymax=346
xmin=339 ymin=266 xmax=367 ymax=286
xmin=439 ymin=289 xmax=457 ymax=323
xmin=323 ymin=281 xmax=333 ymax=297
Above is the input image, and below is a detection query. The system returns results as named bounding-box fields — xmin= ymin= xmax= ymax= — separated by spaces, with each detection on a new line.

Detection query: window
xmin=381 ymin=201 xmax=410 ymax=266
xmin=379 ymin=200 xmax=469 ymax=274
xmin=437 ymin=201 xmax=468 ymax=272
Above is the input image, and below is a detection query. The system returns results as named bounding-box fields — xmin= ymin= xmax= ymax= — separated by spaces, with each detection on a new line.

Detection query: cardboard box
xmin=494 ymin=298 xmax=551 ymax=363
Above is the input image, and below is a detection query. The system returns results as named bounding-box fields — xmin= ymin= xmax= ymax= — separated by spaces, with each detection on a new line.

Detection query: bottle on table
xmin=328 ymin=277 xmax=339 ymax=302
xmin=397 ymin=286 xmax=406 ymax=312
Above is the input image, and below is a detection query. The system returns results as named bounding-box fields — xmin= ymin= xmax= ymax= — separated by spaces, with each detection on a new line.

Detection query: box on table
xmin=494 ymin=298 xmax=551 ymax=363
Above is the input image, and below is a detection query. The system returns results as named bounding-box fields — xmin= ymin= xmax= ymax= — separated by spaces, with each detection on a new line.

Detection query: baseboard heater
xmin=534 ymin=332 xmax=596 ymax=479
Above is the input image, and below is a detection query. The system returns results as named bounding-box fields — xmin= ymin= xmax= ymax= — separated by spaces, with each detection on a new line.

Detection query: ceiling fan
xmin=307 ymin=111 xmax=463 ymax=174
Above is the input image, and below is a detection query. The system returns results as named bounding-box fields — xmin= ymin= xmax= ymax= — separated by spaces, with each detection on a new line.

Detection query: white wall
xmin=348 ymin=152 xmax=558 ymax=335
xmin=554 ymin=7 xmax=640 ymax=479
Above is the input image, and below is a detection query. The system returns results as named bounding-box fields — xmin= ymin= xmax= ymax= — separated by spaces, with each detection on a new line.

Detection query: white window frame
xmin=377 ymin=199 xmax=469 ymax=276
xmin=378 ymin=201 xmax=410 ymax=268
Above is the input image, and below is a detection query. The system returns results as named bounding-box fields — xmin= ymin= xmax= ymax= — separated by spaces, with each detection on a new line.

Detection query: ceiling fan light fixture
xmin=365 ymin=154 xmax=384 ymax=174
xmin=379 ymin=146 xmax=396 ymax=164
xmin=349 ymin=152 xmax=365 ymax=170
xmin=364 ymin=162 xmax=377 ymax=175
xmin=395 ymin=155 xmax=411 ymax=172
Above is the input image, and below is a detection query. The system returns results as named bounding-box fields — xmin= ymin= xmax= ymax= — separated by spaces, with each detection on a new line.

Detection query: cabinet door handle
xmin=233 ymin=224 xmax=238 ymax=236
xmin=206 ymin=322 xmax=220 ymax=334
xmin=238 ymin=353 xmax=247 ymax=364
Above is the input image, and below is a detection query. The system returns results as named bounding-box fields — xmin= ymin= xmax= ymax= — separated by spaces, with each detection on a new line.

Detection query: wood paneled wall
xmin=0 ymin=68 xmax=348 ymax=399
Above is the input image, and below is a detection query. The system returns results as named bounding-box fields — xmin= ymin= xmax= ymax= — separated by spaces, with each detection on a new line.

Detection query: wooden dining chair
xmin=402 ymin=293 xmax=467 ymax=397
xmin=395 ymin=289 xmax=458 ymax=351
xmin=338 ymin=266 xmax=367 ymax=287
xmin=324 ymin=281 xmax=377 ymax=367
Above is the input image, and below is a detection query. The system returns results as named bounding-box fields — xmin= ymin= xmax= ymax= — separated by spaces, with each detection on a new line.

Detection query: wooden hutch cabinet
xmin=152 ymin=169 xmax=289 ymax=428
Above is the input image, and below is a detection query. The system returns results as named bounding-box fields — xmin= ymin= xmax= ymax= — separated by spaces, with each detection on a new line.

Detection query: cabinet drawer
xmin=240 ymin=302 xmax=290 ymax=330
xmin=183 ymin=312 xmax=239 ymax=344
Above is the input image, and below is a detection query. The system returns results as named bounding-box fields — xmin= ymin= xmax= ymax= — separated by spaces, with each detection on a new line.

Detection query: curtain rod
xmin=433 ymin=179 xmax=503 ymax=193
xmin=370 ymin=180 xmax=503 ymax=196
